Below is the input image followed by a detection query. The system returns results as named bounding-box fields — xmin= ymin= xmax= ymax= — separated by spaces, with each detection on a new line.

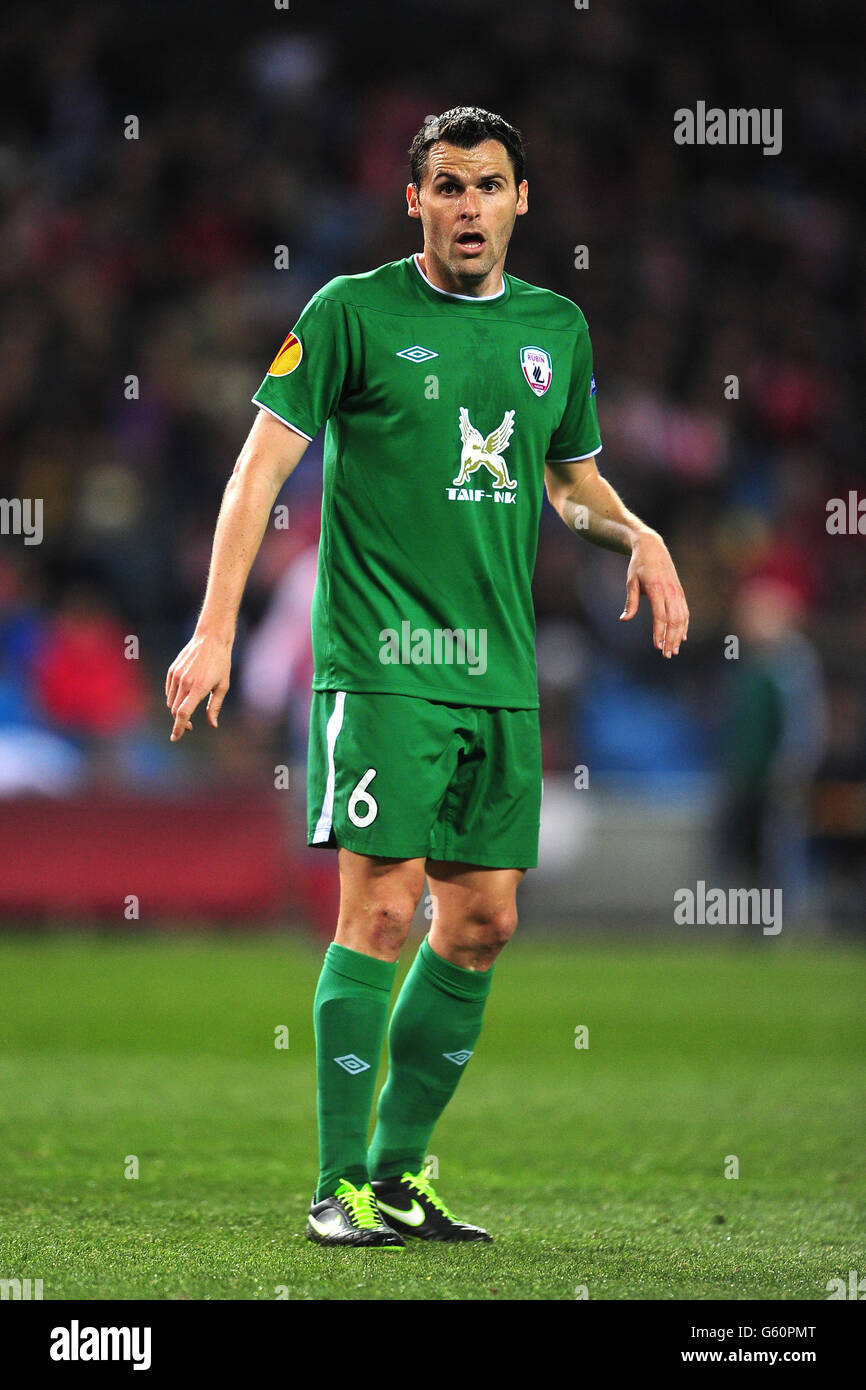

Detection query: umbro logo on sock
xmin=334 ymin=1054 xmax=371 ymax=1073
xmin=443 ymin=1050 xmax=473 ymax=1066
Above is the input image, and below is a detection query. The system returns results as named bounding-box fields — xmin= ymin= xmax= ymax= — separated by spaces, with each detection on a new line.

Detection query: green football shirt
xmin=251 ymin=253 xmax=602 ymax=709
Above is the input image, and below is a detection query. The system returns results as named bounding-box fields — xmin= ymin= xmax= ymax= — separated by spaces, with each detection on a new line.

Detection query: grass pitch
xmin=0 ymin=930 xmax=863 ymax=1300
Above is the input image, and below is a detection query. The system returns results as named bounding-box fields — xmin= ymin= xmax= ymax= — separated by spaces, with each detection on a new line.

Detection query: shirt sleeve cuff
xmin=251 ymin=398 xmax=314 ymax=442
xmin=546 ymin=444 xmax=603 ymax=462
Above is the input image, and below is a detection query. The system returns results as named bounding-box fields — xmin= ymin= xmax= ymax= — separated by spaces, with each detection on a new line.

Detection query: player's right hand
xmin=165 ymin=632 xmax=233 ymax=741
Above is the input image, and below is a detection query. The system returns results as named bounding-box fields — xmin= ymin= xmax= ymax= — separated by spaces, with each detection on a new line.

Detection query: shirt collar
xmin=412 ymin=253 xmax=506 ymax=302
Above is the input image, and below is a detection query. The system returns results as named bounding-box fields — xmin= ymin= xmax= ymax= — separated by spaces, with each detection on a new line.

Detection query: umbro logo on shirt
xmin=396 ymin=345 xmax=439 ymax=362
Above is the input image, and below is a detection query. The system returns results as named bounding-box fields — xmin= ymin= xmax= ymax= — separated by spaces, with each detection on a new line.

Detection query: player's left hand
xmin=619 ymin=531 xmax=689 ymax=658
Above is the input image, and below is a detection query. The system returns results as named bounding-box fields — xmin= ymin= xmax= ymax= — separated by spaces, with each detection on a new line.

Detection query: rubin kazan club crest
xmin=520 ymin=345 xmax=552 ymax=395
xmin=453 ymin=407 xmax=517 ymax=489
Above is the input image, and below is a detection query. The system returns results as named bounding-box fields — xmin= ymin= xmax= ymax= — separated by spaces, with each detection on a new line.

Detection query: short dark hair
xmin=409 ymin=106 xmax=525 ymax=190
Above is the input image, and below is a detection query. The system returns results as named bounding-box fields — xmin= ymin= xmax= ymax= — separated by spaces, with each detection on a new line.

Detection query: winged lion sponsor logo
xmin=453 ymin=407 xmax=517 ymax=490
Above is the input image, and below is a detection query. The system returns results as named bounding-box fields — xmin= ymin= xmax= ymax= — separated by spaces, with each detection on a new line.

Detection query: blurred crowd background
xmin=0 ymin=0 xmax=863 ymax=927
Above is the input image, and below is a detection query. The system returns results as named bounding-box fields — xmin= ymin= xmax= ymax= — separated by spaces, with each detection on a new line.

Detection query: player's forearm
xmin=554 ymin=469 xmax=657 ymax=555
xmin=195 ymin=467 xmax=282 ymax=641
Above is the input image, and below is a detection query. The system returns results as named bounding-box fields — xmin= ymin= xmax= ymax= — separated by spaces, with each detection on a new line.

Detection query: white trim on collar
xmin=413 ymin=253 xmax=505 ymax=301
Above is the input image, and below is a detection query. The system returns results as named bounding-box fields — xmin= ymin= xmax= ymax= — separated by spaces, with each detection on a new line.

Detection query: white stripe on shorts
xmin=311 ymin=690 xmax=347 ymax=843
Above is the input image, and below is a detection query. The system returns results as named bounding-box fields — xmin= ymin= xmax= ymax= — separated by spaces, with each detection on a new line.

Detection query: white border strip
xmin=412 ymin=252 xmax=505 ymax=301
xmin=311 ymin=690 xmax=347 ymax=843
xmin=251 ymin=399 xmax=313 ymax=442
xmin=547 ymin=446 xmax=603 ymax=461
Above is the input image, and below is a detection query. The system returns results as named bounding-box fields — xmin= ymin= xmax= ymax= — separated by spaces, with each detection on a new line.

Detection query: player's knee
xmin=371 ymin=897 xmax=417 ymax=945
xmin=475 ymin=904 xmax=518 ymax=952
xmin=340 ymin=895 xmax=417 ymax=958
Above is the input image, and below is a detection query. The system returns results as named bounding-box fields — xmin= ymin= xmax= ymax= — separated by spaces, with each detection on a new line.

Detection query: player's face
xmin=406 ymin=139 xmax=528 ymax=295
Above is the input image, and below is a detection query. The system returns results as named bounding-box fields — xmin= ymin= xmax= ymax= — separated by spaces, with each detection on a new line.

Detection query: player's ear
xmin=406 ymin=183 xmax=422 ymax=219
xmin=516 ymin=179 xmax=528 ymax=216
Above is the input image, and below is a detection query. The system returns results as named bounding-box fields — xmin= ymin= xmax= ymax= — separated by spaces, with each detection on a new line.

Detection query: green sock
xmin=313 ymin=942 xmax=396 ymax=1202
xmin=368 ymin=935 xmax=494 ymax=1180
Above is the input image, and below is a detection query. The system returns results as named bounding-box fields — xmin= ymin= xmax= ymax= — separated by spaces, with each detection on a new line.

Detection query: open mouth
xmin=455 ymin=232 xmax=486 ymax=253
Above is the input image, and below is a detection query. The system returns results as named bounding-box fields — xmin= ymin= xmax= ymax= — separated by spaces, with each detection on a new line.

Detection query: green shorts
xmin=307 ymin=689 xmax=542 ymax=868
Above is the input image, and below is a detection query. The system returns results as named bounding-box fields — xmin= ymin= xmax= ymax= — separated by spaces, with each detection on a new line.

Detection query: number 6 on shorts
xmin=348 ymin=767 xmax=379 ymax=827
